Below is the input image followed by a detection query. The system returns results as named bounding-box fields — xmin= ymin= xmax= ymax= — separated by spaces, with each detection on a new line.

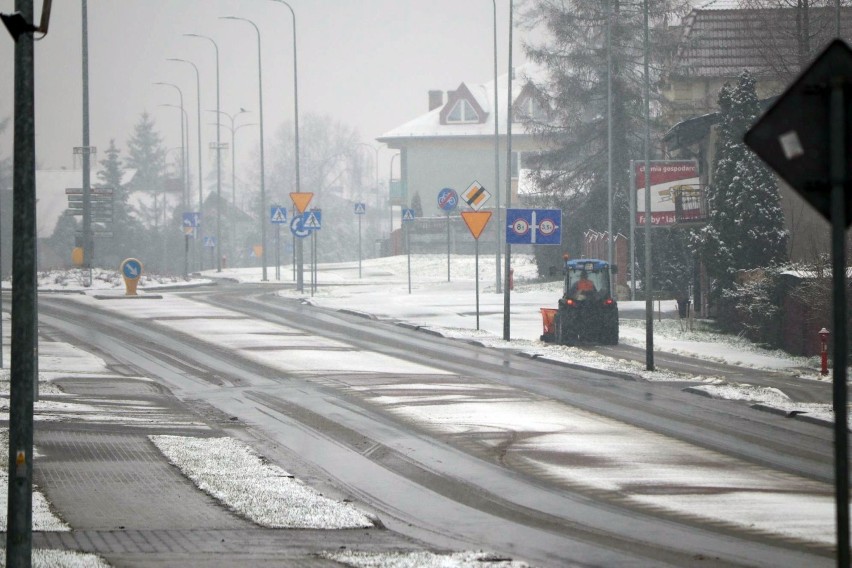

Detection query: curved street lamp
xmin=221 ymin=15 xmax=269 ymax=280
xmin=153 ymin=82 xmax=188 ymax=208
xmin=167 ymin=57 xmax=205 ymax=270
xmin=390 ymin=152 xmax=400 ymax=244
xmin=270 ymin=0 xmax=303 ymax=290
xmin=157 ymin=103 xmax=189 ymax=202
xmin=184 ymin=32 xmax=223 ymax=272
xmin=355 ymin=143 xmax=380 ymax=205
xmin=492 ymin=0 xmax=502 ymax=293
xmin=209 ymin=107 xmax=248 ymax=259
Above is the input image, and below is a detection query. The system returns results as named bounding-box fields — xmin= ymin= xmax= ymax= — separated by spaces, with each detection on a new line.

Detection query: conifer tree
xmin=97 ymin=140 xmax=132 ymax=222
xmin=521 ymin=0 xmax=689 ymax=272
xmin=97 ymin=140 xmax=147 ymax=267
xmin=125 ymin=112 xmax=167 ymax=194
xmin=0 ymin=117 xmax=10 ymax=189
xmin=693 ymin=70 xmax=788 ymax=289
xmin=410 ymin=191 xmax=423 ymax=218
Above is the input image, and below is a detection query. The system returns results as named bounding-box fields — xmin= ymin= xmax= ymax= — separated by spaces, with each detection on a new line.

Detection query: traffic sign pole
xmin=275 ymin=224 xmax=280 ymax=281
xmin=829 ymin=79 xmax=849 ymax=568
xmin=358 ymin=214 xmax=362 ymax=279
xmin=447 ymin=212 xmax=451 ymax=283
xmin=475 ymin=237 xmax=480 ymax=330
xmin=407 ymin=222 xmax=411 ymax=294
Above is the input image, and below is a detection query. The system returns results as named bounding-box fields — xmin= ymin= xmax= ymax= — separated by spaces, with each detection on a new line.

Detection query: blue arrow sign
xmin=402 ymin=208 xmax=416 ymax=222
xmin=270 ymin=205 xmax=288 ymax=224
xmin=303 ymin=210 xmax=322 ymax=230
xmin=354 ymin=202 xmax=366 ymax=215
xmin=121 ymin=258 xmax=142 ymax=280
xmin=290 ymin=215 xmax=310 ymax=238
xmin=183 ymin=211 xmax=200 ymax=228
xmin=506 ymin=208 xmax=562 ymax=245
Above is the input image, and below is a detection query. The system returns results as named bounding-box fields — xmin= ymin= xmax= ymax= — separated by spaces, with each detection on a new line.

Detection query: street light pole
xmin=355 ymin=143 xmax=380 ymax=206
xmin=503 ymin=0 xmax=514 ymax=342
xmin=185 ymin=33 xmax=223 ymax=272
xmin=167 ymin=57 xmax=204 ymax=271
xmin=271 ymin=0 xmax=303 ymax=291
xmin=157 ymin=104 xmax=188 ymax=202
xmin=154 ymin=83 xmax=188 ymax=209
xmin=209 ymin=108 xmax=248 ymax=263
xmin=221 ymin=16 xmax=268 ymax=281
xmin=390 ymin=152 xmax=399 ymax=253
xmin=7 ymin=0 xmax=37 ymax=563
xmin=492 ymin=0 xmax=502 ymax=293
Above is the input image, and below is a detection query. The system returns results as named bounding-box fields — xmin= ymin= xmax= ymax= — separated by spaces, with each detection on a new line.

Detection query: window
xmin=514 ymin=95 xmax=548 ymax=122
xmin=446 ymin=99 xmax=479 ymax=123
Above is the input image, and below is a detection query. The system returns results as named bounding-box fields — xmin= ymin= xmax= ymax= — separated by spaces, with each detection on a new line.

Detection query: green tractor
xmin=546 ymin=258 xmax=619 ymax=346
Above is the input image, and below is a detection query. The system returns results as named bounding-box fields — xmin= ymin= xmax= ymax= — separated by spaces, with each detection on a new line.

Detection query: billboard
xmin=634 ymin=160 xmax=701 ymax=226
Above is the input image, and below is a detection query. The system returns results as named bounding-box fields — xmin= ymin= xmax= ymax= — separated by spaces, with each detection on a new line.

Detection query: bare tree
xmin=738 ymin=0 xmax=852 ymax=82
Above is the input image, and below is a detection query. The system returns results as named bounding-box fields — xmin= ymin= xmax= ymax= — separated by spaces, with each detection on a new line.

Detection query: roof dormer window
xmin=514 ymin=94 xmax=548 ymax=122
xmin=439 ymin=83 xmax=487 ymax=125
xmin=447 ymin=99 xmax=480 ymax=123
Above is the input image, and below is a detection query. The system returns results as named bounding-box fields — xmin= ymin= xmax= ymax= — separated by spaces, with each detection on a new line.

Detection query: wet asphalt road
xmin=35 ymin=284 xmax=839 ymax=567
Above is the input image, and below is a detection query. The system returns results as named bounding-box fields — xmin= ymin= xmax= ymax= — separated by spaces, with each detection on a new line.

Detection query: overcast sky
xmin=0 ymin=1 xmax=531 ymax=180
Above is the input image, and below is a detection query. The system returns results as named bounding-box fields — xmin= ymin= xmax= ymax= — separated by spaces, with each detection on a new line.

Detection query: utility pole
xmin=82 ymin=0 xmax=93 ymax=273
xmin=4 ymin=1 xmax=37 ymax=564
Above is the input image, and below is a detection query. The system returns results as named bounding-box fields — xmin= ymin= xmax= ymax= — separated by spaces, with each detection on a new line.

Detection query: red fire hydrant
xmin=819 ymin=327 xmax=830 ymax=376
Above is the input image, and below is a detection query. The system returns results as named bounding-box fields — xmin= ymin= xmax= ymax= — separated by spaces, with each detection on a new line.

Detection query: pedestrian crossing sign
xmin=354 ymin=202 xmax=366 ymax=215
xmin=270 ymin=206 xmax=288 ymax=224
xmin=402 ymin=208 xmax=415 ymax=222
xmin=303 ymin=210 xmax=322 ymax=230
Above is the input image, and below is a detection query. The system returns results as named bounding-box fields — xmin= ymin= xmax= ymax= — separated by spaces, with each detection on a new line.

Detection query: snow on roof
xmin=378 ymin=63 xmax=544 ymax=142
xmin=697 ymin=0 xmax=742 ymax=9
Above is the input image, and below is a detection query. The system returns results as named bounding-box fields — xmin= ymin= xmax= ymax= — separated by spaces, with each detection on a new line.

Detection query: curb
xmin=92 ymin=294 xmax=164 ymax=300
xmin=339 ymin=309 xmax=377 ymax=320
xmin=519 ymin=353 xmax=642 ymax=381
xmin=682 ymin=386 xmax=714 ymax=398
xmin=750 ymin=403 xmax=834 ymax=428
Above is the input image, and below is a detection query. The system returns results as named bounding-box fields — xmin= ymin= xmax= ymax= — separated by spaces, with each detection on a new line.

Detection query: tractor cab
xmin=564 ymin=259 xmax=612 ymax=303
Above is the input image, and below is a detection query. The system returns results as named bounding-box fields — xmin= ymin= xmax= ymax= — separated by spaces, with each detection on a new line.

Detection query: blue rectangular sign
xmin=506 ymin=208 xmax=562 ymax=245
xmin=183 ymin=212 xmax=200 ymax=228
xmin=302 ymin=209 xmax=322 ymax=230
xmin=270 ymin=206 xmax=288 ymax=224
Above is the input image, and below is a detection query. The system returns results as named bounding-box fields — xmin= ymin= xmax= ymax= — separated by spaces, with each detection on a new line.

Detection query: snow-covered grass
xmin=619 ymin=318 xmax=818 ymax=373
xmin=32 ymin=267 xmax=210 ymax=293
xmin=0 ymin=549 xmax=111 ymax=568
xmin=323 ymin=550 xmax=529 ymax=568
xmin=149 ymin=435 xmax=374 ymax=529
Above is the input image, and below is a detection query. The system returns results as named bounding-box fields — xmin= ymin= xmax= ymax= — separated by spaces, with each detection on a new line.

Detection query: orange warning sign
xmin=290 ymin=192 xmax=313 ymax=214
xmin=461 ymin=211 xmax=492 ymax=240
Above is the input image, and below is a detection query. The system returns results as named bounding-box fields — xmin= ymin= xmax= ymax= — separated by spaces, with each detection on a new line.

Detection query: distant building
xmin=377 ymin=66 xmax=551 ymax=251
xmin=662 ymin=2 xmax=852 ymax=262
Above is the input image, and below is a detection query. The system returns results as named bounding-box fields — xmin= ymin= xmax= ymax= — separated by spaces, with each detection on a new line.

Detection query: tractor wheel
xmin=556 ymin=312 xmax=576 ymax=346
xmin=602 ymin=316 xmax=619 ymax=345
